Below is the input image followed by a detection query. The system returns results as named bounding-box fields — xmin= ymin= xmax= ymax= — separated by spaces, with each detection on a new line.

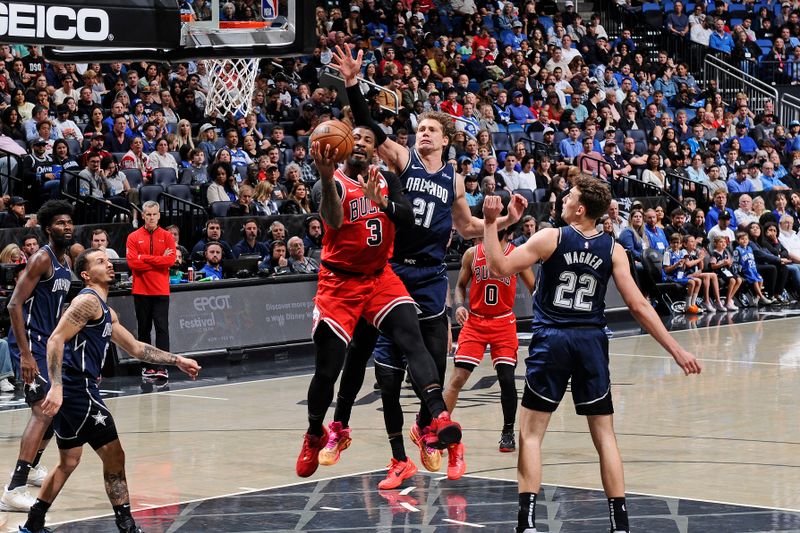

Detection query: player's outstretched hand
xmin=507 ymin=193 xmax=528 ymax=224
xmin=357 ymin=166 xmax=387 ymax=208
xmin=310 ymin=141 xmax=339 ymax=180
xmin=177 ymin=356 xmax=201 ymax=380
xmin=330 ymin=44 xmax=363 ymax=83
xmin=672 ymin=348 xmax=702 ymax=375
xmin=483 ymin=195 xmax=504 ymax=224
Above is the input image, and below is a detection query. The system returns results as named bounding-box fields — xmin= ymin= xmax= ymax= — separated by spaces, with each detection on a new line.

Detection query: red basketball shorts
xmin=455 ymin=312 xmax=518 ymax=368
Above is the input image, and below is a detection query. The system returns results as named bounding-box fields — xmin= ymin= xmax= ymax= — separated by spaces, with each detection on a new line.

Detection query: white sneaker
xmin=28 ymin=464 xmax=47 ymax=487
xmin=704 ymin=302 xmax=716 ymax=313
xmin=0 ymin=378 xmax=13 ymax=393
xmin=726 ymin=300 xmax=739 ymax=311
xmin=0 ymin=484 xmax=36 ymax=512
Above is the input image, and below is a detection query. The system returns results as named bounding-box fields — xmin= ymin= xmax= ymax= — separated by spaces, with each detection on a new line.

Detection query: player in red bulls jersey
xmin=443 ymin=226 xmax=535 ymax=479
xmin=297 ymin=126 xmax=464 ymax=478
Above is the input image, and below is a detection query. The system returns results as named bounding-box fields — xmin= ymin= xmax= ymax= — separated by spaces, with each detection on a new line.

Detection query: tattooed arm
xmin=41 ymin=294 xmax=103 ymax=416
xmin=110 ymin=308 xmax=201 ymax=379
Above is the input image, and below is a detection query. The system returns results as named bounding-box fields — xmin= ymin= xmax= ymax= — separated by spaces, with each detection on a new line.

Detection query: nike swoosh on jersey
xmin=347 ymin=188 xmax=360 ymax=193
xmin=411 ymin=165 xmax=424 ymax=170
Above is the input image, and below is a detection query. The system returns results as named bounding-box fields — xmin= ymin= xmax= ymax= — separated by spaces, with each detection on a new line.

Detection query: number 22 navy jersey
xmin=394 ymin=148 xmax=456 ymax=264
xmin=532 ymin=226 xmax=615 ymax=327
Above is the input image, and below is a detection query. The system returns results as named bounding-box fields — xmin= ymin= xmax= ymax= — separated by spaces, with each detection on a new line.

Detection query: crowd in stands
xmin=1 ymin=0 xmax=800 ymax=295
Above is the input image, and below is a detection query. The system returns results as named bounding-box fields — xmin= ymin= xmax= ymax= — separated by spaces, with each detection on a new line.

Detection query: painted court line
xmin=400 ymin=502 xmax=420 ymax=512
xmin=610 ymin=352 xmax=800 ymax=368
xmin=443 ymin=518 xmax=485 ymax=527
xmin=160 ymin=392 xmax=229 ymax=401
xmin=320 ymin=506 xmax=341 ymax=511
xmin=399 ymin=486 xmax=415 ymax=496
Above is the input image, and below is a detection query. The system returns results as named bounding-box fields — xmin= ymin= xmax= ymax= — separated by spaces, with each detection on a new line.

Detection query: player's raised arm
xmin=311 ymin=141 xmax=344 ymax=230
xmin=452 ymin=182 xmax=527 ymax=238
xmin=330 ymin=45 xmax=409 ymax=174
xmin=611 ymin=243 xmax=702 ymax=375
xmin=109 ymin=308 xmax=201 ymax=379
xmin=482 ymin=196 xmax=555 ymax=278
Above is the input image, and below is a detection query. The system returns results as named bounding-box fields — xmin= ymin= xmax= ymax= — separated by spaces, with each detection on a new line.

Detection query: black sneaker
xmin=117 ymin=516 xmax=144 ymax=533
xmin=499 ymin=430 xmax=516 ymax=452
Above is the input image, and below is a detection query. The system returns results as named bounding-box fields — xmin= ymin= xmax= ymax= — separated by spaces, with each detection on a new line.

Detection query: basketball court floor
xmin=1 ymin=309 xmax=799 ymax=532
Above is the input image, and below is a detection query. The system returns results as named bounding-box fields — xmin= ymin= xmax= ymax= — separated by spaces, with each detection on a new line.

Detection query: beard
xmin=51 ymin=233 xmax=74 ymax=249
xmin=347 ymin=155 xmax=369 ymax=176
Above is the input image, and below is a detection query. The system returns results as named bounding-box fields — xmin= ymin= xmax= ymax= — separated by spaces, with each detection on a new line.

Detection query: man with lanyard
xmin=318 ymin=45 xmax=526 ymax=486
xmin=2 ymin=201 xmax=73 ymax=512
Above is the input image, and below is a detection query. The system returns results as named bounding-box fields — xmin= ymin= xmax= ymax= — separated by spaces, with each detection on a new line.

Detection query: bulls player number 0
xmin=484 ymin=284 xmax=499 ymax=306
xmin=553 ymin=271 xmax=597 ymax=312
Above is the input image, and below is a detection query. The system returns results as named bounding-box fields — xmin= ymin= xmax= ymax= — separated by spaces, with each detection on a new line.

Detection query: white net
xmin=202 ymin=58 xmax=259 ymax=118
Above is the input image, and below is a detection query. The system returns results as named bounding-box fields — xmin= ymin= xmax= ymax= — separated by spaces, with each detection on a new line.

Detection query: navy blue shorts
xmin=54 ymin=375 xmax=118 ymax=450
xmin=521 ymin=326 xmax=613 ymax=416
xmin=390 ymin=262 xmax=448 ymax=318
xmin=10 ymin=343 xmax=50 ymax=406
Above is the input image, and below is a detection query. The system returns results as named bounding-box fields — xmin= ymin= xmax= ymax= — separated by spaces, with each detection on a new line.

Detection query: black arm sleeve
xmin=381 ymin=171 xmax=414 ymax=228
xmin=345 ymin=84 xmax=387 ymax=146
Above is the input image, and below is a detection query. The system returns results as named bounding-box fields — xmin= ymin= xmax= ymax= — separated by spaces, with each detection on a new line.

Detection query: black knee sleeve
xmin=308 ymin=323 xmax=348 ymax=427
xmin=376 ymin=364 xmax=406 ymax=435
xmin=334 ymin=320 xmax=379 ymax=428
xmin=496 ymin=364 xmax=518 ymax=427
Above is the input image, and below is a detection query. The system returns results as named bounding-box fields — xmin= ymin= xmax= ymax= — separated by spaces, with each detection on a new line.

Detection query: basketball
xmin=310 ymin=120 xmax=354 ymax=163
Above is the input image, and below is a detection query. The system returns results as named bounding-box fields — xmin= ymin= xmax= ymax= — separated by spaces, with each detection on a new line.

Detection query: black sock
xmin=608 ymin=497 xmax=629 ymax=532
xmin=9 ymin=460 xmax=31 ymax=490
xmin=503 ymin=422 xmax=515 ymax=433
xmin=24 ymin=499 xmax=50 ymax=531
xmin=389 ymin=434 xmax=406 ymax=462
xmin=113 ymin=503 xmax=132 ymax=522
xmin=517 ymin=492 xmax=537 ymax=532
xmin=31 ymin=449 xmax=45 ymax=469
xmin=307 ymin=414 xmax=324 ymax=437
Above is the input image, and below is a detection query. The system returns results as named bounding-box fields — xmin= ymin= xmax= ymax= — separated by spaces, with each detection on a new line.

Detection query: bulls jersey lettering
xmin=532 ymin=226 xmax=614 ymax=327
xmin=321 ymin=168 xmax=395 ymax=274
xmin=470 ymin=243 xmax=517 ymax=317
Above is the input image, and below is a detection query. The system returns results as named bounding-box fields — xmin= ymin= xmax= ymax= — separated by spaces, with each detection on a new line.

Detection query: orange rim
xmin=219 ymin=21 xmax=270 ymax=29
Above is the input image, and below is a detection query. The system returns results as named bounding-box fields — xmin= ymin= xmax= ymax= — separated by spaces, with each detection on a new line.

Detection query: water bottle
xmin=187 ymin=267 xmax=194 ymax=282
xmin=79 ymin=178 xmax=89 ymax=196
xmin=52 ymin=164 xmax=62 ymax=179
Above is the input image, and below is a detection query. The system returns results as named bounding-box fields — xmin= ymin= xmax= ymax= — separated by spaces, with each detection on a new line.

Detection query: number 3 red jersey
xmin=321 ymin=168 xmax=395 ymax=275
xmin=469 ymin=243 xmax=517 ymax=317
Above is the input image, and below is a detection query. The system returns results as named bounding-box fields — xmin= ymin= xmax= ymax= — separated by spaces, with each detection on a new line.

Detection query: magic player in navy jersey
xmin=2 ymin=201 xmax=73 ymax=513
xmin=20 ymin=249 xmax=200 ymax=533
xmin=320 ymin=45 xmax=527 ymax=489
xmin=481 ymin=176 xmax=702 ymax=533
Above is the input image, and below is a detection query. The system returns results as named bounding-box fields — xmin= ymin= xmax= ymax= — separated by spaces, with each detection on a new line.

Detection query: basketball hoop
xmin=202 ymin=57 xmax=260 ymax=118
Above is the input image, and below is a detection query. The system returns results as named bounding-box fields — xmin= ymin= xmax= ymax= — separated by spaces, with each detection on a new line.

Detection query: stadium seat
xmin=152 ymin=167 xmax=178 ymax=187
xmin=139 ymin=184 xmax=163 ymax=204
xmin=492 ymin=132 xmax=512 ymax=151
xmin=179 ymin=168 xmax=194 ymax=185
xmin=166 ymin=184 xmax=192 ymax=202
xmin=65 ymin=139 xmax=81 ymax=156
xmin=533 ymin=188 xmax=548 ymax=202
xmin=121 ymin=168 xmax=144 ymax=189
xmin=209 ymin=200 xmax=231 ymax=217
xmin=513 ymin=188 xmax=534 ymax=203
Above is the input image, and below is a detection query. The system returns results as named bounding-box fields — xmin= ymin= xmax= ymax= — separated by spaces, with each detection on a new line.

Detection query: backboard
xmin=22 ymin=0 xmax=315 ymax=62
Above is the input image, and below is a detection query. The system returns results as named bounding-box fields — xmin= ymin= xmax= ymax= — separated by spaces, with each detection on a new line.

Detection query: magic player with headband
xmin=296 ymin=126 xmax=464 ymax=478
xmin=317 ymin=45 xmax=527 ymax=488
xmin=443 ymin=222 xmax=535 ymax=464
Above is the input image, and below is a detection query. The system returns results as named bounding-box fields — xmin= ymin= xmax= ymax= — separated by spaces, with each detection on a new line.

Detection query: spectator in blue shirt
xmin=559 ymin=123 xmax=583 ymax=162
xmin=198 ymin=241 xmax=224 ymax=280
xmin=508 ymin=91 xmax=536 ymax=126
xmin=232 ymin=219 xmax=270 ymax=258
xmin=759 ymin=159 xmax=791 ymax=191
xmin=706 ymin=189 xmax=738 ymax=231
xmin=727 ymin=164 xmax=756 ymax=193
xmin=666 ymin=1 xmax=690 ymax=39
xmin=709 ymin=19 xmax=735 ymax=54
xmin=653 ymin=66 xmax=678 ymax=101
xmin=726 ymin=123 xmax=758 ymax=155
xmin=644 ymin=208 xmax=670 ymax=252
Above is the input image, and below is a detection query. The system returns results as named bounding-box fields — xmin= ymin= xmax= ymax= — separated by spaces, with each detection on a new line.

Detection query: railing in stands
xmin=781 ymin=93 xmax=800 ymax=125
xmin=0 ymin=148 xmax=23 ymax=197
xmin=703 ymin=54 xmax=777 ymax=117
xmin=663 ymin=170 xmax=711 ymax=210
xmin=160 ymin=192 xmax=207 ymax=248
xmin=60 ymin=169 xmax=133 ymax=225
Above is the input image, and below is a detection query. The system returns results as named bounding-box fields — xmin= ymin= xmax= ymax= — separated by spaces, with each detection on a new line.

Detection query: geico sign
xmin=0 ymin=4 xmax=110 ymax=41
xmin=193 ymin=295 xmax=231 ymax=312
